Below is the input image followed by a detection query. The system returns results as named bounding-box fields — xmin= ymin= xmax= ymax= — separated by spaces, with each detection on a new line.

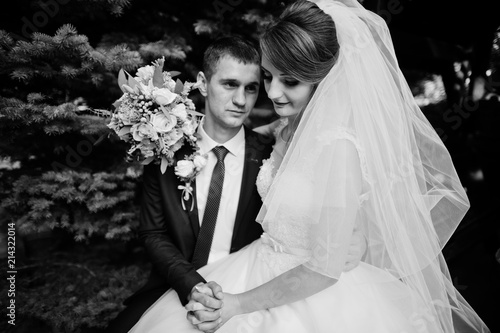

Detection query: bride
xmin=130 ymin=0 xmax=490 ymax=332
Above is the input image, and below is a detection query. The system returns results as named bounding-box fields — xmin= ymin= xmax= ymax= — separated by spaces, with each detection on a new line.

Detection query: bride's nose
xmin=266 ymin=78 xmax=283 ymax=101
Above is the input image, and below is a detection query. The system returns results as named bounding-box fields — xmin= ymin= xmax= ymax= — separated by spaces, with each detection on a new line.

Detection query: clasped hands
xmin=185 ymin=227 xmax=366 ymax=332
xmin=185 ymin=281 xmax=239 ymax=333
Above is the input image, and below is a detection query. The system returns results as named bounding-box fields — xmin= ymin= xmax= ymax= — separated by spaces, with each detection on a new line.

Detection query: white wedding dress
xmin=129 ymin=120 xmax=433 ymax=333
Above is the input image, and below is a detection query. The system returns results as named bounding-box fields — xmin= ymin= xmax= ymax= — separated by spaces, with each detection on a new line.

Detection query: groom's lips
xmin=228 ymin=109 xmax=246 ymax=114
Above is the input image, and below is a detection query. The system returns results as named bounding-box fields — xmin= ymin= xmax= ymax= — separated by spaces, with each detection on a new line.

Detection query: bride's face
xmin=261 ymin=56 xmax=314 ymax=118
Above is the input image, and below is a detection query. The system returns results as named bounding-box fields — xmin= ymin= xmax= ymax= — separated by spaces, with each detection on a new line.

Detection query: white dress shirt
xmin=196 ymin=122 xmax=245 ymax=264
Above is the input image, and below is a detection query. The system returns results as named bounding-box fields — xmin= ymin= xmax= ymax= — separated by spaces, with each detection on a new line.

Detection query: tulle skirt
xmin=130 ymin=239 xmax=444 ymax=333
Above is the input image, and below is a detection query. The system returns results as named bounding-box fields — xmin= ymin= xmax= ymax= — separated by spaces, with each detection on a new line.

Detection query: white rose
xmin=172 ymin=103 xmax=187 ymax=121
xmin=165 ymin=78 xmax=176 ymax=91
xmin=193 ymin=155 xmax=208 ymax=170
xmin=163 ymin=128 xmax=184 ymax=147
xmin=131 ymin=122 xmax=158 ymax=142
xmin=150 ymin=112 xmax=176 ymax=133
xmin=175 ymin=160 xmax=195 ymax=178
xmin=182 ymin=118 xmax=197 ymax=136
xmin=152 ymin=88 xmax=177 ymax=106
xmin=136 ymin=65 xmax=155 ymax=83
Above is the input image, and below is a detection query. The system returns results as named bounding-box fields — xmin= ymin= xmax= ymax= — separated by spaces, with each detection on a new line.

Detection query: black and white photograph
xmin=1 ymin=0 xmax=499 ymax=332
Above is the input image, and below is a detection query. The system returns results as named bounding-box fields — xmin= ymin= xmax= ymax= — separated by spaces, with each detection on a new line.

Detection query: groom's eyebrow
xmin=218 ymin=78 xmax=240 ymax=85
xmin=220 ymin=78 xmax=259 ymax=87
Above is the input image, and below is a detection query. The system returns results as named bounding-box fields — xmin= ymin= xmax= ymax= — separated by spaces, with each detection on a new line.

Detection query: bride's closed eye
xmin=261 ymin=73 xmax=298 ymax=87
xmin=261 ymin=66 xmax=299 ymax=87
xmin=283 ymin=79 xmax=299 ymax=87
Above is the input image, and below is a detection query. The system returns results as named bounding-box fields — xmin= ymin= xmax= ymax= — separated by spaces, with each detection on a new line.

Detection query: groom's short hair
xmin=203 ymin=35 xmax=261 ymax=81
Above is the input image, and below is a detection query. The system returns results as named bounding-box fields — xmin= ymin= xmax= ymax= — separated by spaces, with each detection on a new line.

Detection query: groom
xmin=104 ymin=35 xmax=271 ymax=333
xmin=105 ymin=36 xmax=365 ymax=333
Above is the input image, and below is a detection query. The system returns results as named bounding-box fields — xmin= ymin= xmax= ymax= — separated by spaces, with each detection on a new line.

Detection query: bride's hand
xmin=186 ymin=292 xmax=242 ymax=332
xmin=216 ymin=293 xmax=242 ymax=330
xmin=186 ymin=282 xmax=224 ymax=332
xmin=186 ymin=300 xmax=222 ymax=333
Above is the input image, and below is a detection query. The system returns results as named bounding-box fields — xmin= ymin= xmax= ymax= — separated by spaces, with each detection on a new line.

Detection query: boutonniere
xmin=174 ymin=149 xmax=208 ymax=211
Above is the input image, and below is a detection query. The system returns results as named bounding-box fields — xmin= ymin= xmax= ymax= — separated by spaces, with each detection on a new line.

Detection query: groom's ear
xmin=197 ymin=72 xmax=208 ymax=97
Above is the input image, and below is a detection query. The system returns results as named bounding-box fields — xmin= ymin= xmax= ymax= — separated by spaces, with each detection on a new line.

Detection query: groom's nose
xmin=232 ymin=87 xmax=246 ymax=107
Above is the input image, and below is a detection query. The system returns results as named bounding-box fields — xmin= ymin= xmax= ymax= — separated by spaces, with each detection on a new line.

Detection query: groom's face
xmin=198 ymin=55 xmax=260 ymax=139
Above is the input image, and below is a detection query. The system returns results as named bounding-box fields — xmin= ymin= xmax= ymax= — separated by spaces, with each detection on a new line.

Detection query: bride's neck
xmin=281 ymin=114 xmax=301 ymax=142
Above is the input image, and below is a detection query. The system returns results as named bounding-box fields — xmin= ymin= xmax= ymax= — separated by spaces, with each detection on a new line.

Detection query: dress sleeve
xmin=303 ymin=132 xmax=364 ymax=277
xmin=257 ymin=127 xmax=367 ymax=279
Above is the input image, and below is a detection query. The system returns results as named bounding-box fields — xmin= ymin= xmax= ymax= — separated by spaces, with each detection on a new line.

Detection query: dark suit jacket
xmin=126 ymin=126 xmax=273 ymax=306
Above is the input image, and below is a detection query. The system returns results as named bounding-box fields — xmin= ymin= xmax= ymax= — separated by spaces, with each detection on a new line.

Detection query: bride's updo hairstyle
xmin=260 ymin=0 xmax=339 ymax=84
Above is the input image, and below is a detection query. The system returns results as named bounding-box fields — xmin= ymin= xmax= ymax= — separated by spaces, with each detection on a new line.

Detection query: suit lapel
xmin=174 ymin=143 xmax=201 ymax=237
xmin=232 ymin=127 xmax=264 ymax=243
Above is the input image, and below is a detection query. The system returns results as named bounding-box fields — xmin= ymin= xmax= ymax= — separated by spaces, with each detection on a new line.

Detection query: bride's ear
xmin=196 ymin=72 xmax=208 ymax=97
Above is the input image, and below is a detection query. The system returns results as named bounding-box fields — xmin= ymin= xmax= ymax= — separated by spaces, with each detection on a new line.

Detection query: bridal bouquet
xmin=108 ymin=57 xmax=206 ymax=176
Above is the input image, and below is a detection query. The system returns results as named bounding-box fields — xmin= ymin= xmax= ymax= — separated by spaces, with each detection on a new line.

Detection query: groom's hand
xmin=343 ymin=227 xmax=367 ymax=272
xmin=187 ymin=281 xmax=224 ymax=307
xmin=186 ymin=282 xmax=224 ymax=332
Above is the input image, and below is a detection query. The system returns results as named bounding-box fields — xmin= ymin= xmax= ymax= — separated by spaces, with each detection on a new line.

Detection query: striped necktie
xmin=192 ymin=146 xmax=229 ymax=269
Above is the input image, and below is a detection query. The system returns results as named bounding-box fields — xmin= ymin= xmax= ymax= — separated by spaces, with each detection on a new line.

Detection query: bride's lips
xmin=273 ymin=101 xmax=289 ymax=108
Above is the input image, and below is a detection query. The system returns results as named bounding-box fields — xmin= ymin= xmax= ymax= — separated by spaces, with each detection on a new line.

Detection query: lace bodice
xmin=255 ymin=119 xmax=313 ymax=272
xmin=255 ymin=120 xmax=369 ymax=274
xmin=256 ymin=118 xmax=288 ymax=200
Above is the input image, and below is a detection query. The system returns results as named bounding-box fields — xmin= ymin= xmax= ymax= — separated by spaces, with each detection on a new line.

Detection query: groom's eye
xmin=261 ymin=71 xmax=271 ymax=81
xmin=246 ymin=84 xmax=259 ymax=93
